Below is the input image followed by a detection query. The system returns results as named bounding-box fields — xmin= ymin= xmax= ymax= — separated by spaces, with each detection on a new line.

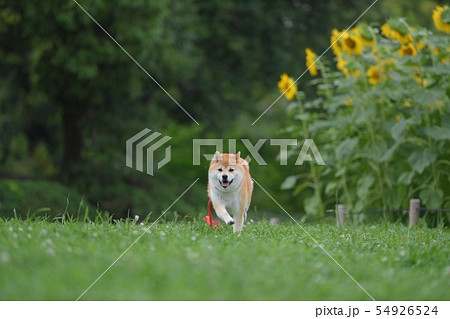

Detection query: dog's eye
xmin=218 ymin=168 xmax=223 ymax=172
xmin=229 ymin=168 xmax=234 ymax=172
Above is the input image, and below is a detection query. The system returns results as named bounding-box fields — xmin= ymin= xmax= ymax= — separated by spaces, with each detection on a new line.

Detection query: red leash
xmin=205 ymin=198 xmax=220 ymax=229
xmin=207 ymin=198 xmax=213 ymax=229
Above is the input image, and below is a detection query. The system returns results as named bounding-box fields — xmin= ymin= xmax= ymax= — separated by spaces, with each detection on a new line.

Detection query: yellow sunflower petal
xmin=305 ymin=48 xmax=319 ymax=76
xmin=277 ymin=73 xmax=297 ymax=100
xmin=433 ymin=6 xmax=450 ymax=33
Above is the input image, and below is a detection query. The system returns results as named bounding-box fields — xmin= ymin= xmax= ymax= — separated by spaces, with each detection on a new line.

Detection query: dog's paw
xmin=227 ymin=219 xmax=235 ymax=225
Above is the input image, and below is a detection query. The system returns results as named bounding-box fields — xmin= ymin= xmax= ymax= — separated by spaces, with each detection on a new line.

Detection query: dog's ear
xmin=213 ymin=151 xmax=222 ymax=163
xmin=236 ymin=151 xmax=241 ymax=160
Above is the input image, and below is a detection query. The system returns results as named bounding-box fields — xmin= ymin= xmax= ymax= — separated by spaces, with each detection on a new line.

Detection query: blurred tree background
xmin=0 ymin=0 xmax=446 ymax=220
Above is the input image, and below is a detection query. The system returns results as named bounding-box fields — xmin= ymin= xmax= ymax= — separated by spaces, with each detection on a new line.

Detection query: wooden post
xmin=409 ymin=198 xmax=420 ymax=228
xmin=336 ymin=204 xmax=345 ymax=227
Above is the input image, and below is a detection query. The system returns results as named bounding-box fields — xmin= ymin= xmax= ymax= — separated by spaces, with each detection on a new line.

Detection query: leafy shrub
xmin=279 ymin=7 xmax=450 ymax=217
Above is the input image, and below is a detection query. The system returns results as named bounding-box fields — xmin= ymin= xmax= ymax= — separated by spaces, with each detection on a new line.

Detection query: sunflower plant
xmin=278 ymin=8 xmax=450 ymax=222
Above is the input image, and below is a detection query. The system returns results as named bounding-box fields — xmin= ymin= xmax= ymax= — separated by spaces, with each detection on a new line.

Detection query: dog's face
xmin=208 ymin=151 xmax=244 ymax=191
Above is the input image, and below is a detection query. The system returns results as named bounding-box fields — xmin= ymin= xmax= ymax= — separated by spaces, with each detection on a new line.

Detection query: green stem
xmin=318 ymin=62 xmax=333 ymax=101
xmin=424 ymin=112 xmax=439 ymax=188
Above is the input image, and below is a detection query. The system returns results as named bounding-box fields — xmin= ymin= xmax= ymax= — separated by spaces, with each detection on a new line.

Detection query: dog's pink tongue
xmin=222 ymin=181 xmax=230 ymax=187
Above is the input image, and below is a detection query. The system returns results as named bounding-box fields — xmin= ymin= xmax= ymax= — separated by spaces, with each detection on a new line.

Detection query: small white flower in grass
xmin=186 ymin=249 xmax=199 ymax=261
xmin=443 ymin=266 xmax=450 ymax=276
xmin=191 ymin=236 xmax=197 ymax=241
xmin=269 ymin=218 xmax=279 ymax=225
xmin=27 ymin=226 xmax=32 ymax=231
xmin=42 ymin=239 xmax=54 ymax=248
xmin=8 ymin=226 xmax=13 ymax=232
xmin=18 ymin=227 xmax=23 ymax=232
xmin=140 ymin=223 xmax=144 ymax=226
xmin=134 ymin=215 xmax=139 ymax=222
xmin=1 ymin=251 xmax=10 ymax=263
xmin=93 ymin=232 xmax=98 ymax=237
xmin=314 ymin=275 xmax=325 ymax=284
xmin=381 ymin=257 xmax=388 ymax=262
xmin=46 ymin=248 xmax=56 ymax=256
xmin=27 ymin=234 xmax=32 ymax=239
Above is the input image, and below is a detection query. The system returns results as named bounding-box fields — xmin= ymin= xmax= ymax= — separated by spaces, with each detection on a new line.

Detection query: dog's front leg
xmin=233 ymin=203 xmax=247 ymax=232
xmin=212 ymin=202 xmax=235 ymax=225
xmin=233 ymin=213 xmax=244 ymax=232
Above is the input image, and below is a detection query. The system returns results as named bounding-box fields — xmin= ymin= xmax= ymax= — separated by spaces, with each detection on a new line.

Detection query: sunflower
xmin=380 ymin=19 xmax=412 ymax=43
xmin=382 ymin=58 xmax=396 ymax=68
xmin=367 ymin=65 xmax=383 ymax=85
xmin=336 ymin=57 xmax=360 ymax=78
xmin=429 ymin=46 xmax=449 ymax=63
xmin=336 ymin=58 xmax=348 ymax=75
xmin=416 ymin=42 xmax=426 ymax=51
xmin=433 ymin=5 xmax=450 ymax=33
xmin=414 ymin=74 xmax=428 ymax=87
xmin=344 ymin=98 xmax=353 ymax=106
xmin=398 ymin=43 xmax=417 ymax=57
xmin=412 ymin=67 xmax=428 ymax=87
xmin=427 ymin=100 xmax=444 ymax=110
xmin=431 ymin=46 xmax=440 ymax=55
xmin=305 ymin=48 xmax=318 ymax=76
xmin=341 ymin=33 xmax=363 ymax=55
xmin=277 ymin=73 xmax=297 ymax=100
xmin=330 ymin=29 xmax=345 ymax=56
xmin=353 ymin=25 xmax=375 ymax=46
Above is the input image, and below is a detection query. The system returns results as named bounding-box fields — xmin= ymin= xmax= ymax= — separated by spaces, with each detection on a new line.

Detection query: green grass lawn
xmin=0 ymin=218 xmax=449 ymax=300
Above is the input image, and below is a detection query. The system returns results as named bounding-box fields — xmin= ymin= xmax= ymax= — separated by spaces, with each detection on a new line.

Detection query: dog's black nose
xmin=222 ymin=174 xmax=228 ymax=181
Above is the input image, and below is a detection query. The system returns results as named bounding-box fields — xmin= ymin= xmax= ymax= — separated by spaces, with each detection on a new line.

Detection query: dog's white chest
xmin=211 ymin=188 xmax=240 ymax=214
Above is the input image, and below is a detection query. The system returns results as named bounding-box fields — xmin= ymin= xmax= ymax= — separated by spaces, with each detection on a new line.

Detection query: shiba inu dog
xmin=207 ymin=151 xmax=253 ymax=232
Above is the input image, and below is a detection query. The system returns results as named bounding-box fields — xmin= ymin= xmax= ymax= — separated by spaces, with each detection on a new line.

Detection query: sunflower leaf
xmin=420 ymin=188 xmax=443 ymax=208
xmin=408 ymin=148 xmax=438 ymax=174
xmin=441 ymin=7 xmax=450 ymax=24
